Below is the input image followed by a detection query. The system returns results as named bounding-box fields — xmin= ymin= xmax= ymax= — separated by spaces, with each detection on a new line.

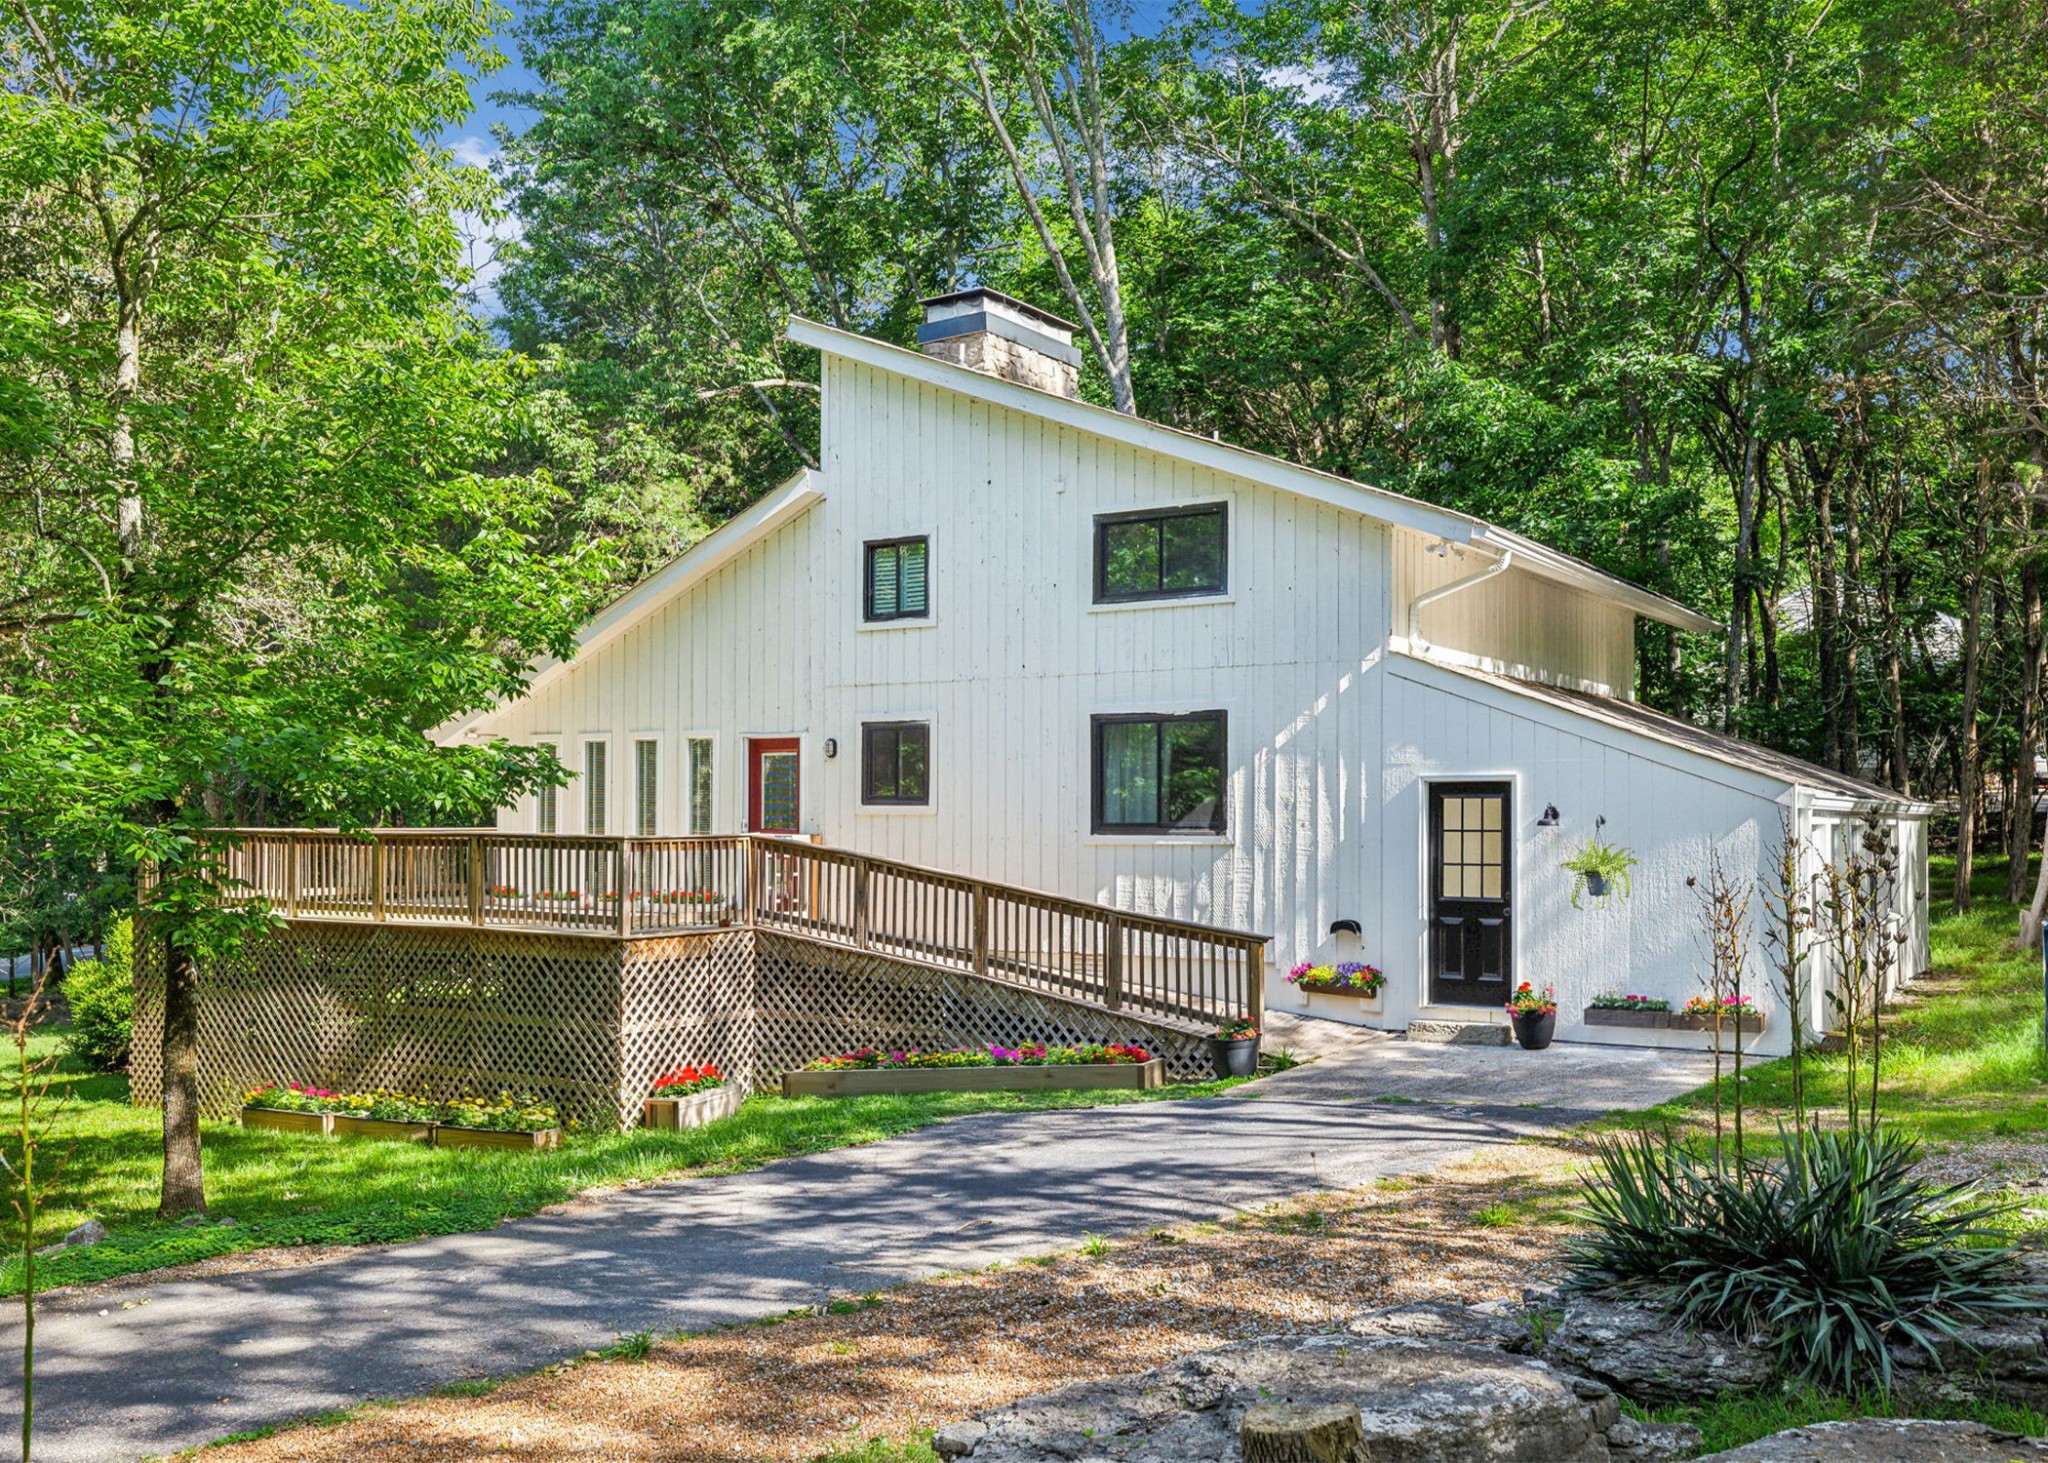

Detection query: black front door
xmin=1429 ymin=782 xmax=1512 ymax=1006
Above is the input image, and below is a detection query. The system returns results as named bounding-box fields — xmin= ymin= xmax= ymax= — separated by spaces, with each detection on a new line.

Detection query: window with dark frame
xmin=864 ymin=537 xmax=930 ymax=621
xmin=861 ymin=721 xmax=930 ymax=805
xmin=1092 ymin=712 xmax=1227 ymax=835
xmin=1094 ymin=504 xmax=1226 ymax=603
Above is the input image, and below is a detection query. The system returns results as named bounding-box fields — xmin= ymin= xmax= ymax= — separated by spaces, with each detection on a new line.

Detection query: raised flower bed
xmin=1671 ymin=995 xmax=1764 ymax=1035
xmin=642 ymin=1063 xmax=745 ymax=1130
xmin=783 ymin=1043 xmax=1163 ymax=1098
xmin=1584 ymin=994 xmax=1671 ymax=1030
xmin=240 ymin=1083 xmax=565 ymax=1148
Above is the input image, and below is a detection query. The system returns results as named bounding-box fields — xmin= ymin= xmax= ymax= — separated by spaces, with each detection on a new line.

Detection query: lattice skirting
xmin=134 ymin=923 xmax=1212 ymax=1129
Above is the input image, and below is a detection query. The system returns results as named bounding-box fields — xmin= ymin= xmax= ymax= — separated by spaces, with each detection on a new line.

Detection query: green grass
xmin=1630 ymin=1386 xmax=2048 ymax=1452
xmin=808 ymin=1436 xmax=938 ymax=1463
xmin=1604 ymin=854 xmax=2048 ymax=1151
xmin=1 ymin=1050 xmax=1246 ymax=1295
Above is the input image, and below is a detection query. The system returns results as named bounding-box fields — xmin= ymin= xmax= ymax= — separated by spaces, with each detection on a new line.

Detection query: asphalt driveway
xmin=4 ymin=1033 xmax=1716 ymax=1463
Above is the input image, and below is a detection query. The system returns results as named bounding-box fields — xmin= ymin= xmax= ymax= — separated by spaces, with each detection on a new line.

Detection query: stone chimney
xmin=917 ymin=288 xmax=1081 ymax=398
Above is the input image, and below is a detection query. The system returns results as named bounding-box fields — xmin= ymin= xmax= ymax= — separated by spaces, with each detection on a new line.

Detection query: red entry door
xmin=747 ymin=738 xmax=802 ymax=833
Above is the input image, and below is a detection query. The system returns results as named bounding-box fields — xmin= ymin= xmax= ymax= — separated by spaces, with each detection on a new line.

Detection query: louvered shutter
xmin=536 ymin=741 xmax=558 ymax=833
xmin=688 ymin=738 xmax=714 ymax=833
xmin=900 ymin=540 xmax=928 ymax=614
xmin=869 ymin=543 xmax=899 ymax=617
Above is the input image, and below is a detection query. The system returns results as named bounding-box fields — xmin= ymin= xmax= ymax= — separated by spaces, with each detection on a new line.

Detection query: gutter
xmin=1406 ymin=548 xmax=1514 ymax=651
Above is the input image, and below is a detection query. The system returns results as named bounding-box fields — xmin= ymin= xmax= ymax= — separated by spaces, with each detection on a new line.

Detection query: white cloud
xmin=447 ymin=134 xmax=523 ymax=320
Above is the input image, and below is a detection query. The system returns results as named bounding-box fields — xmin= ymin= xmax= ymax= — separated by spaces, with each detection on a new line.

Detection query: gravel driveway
xmin=3 ymin=1033 xmax=1715 ymax=1463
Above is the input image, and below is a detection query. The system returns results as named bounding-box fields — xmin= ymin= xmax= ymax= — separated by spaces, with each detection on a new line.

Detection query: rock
xmin=932 ymin=1421 xmax=989 ymax=1460
xmin=1346 ymin=1300 xmax=1531 ymax=1352
xmin=33 ymin=1242 xmax=65 ymax=1259
xmin=1405 ymin=1020 xmax=1511 ymax=1046
xmin=215 ymin=1216 xmax=237 ymax=1228
xmin=1540 ymin=1296 xmax=1775 ymax=1405
xmin=1697 ymin=1418 xmax=2048 ymax=1460
xmin=62 ymin=1219 xmax=107 ymax=1248
xmin=1607 ymin=1419 xmax=1704 ymax=1463
xmin=946 ymin=1335 xmax=1617 ymax=1461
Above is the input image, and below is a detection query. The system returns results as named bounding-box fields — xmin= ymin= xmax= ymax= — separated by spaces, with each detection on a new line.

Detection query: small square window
xmin=865 ymin=537 xmax=929 ymax=620
xmin=1095 ymin=505 xmax=1226 ymax=602
xmin=1092 ymin=712 xmax=1227 ymax=834
xmin=862 ymin=722 xmax=930 ymax=804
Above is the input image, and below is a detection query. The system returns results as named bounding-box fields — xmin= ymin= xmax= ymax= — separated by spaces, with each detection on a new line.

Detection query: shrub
xmin=1568 ymin=1126 xmax=2046 ymax=1391
xmin=62 ymin=918 xmax=134 ymax=1072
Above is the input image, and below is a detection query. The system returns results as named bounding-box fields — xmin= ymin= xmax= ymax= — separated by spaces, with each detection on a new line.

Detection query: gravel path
xmin=3 ymin=1036 xmax=1715 ymax=1463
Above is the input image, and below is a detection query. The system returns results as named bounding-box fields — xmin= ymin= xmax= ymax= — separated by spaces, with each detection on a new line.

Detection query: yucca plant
xmin=1569 ymin=1125 xmax=2046 ymax=1392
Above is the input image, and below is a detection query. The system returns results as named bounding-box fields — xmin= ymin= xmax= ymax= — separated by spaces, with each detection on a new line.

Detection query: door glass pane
xmin=1481 ymin=797 xmax=1502 ymax=830
xmin=759 ymin=751 xmax=799 ymax=831
xmin=1442 ymin=797 xmax=1464 ymax=832
xmin=1481 ymin=867 xmax=1502 ymax=899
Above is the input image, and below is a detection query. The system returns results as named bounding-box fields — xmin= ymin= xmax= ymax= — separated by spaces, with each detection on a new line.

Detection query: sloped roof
xmin=1421 ymin=656 xmax=1929 ymax=810
xmin=786 ymin=316 xmax=1722 ymax=635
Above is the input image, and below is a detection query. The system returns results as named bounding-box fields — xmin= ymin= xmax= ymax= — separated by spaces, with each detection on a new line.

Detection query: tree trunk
xmin=1241 ymin=1402 xmax=1365 ymax=1463
xmin=157 ymin=927 xmax=206 ymax=1218
xmin=2010 ymin=550 xmax=2043 ymax=903
xmin=1954 ymin=460 xmax=1992 ymax=914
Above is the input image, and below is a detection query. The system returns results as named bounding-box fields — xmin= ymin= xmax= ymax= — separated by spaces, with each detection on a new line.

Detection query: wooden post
xmin=971 ymin=884 xmax=989 ymax=976
xmin=467 ymin=836 xmax=484 ymax=926
xmin=852 ymin=856 xmax=870 ymax=949
xmin=1246 ymin=943 xmax=1266 ymax=1023
xmin=616 ymin=837 xmax=632 ymax=937
xmin=741 ymin=837 xmax=756 ymax=926
xmin=1103 ymin=913 xmax=1124 ymax=1011
xmin=371 ymin=838 xmax=387 ymax=922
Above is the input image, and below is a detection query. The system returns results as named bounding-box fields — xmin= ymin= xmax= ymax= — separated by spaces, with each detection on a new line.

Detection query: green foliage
xmin=1569 ymin=1126 xmax=2045 ymax=1391
xmin=1561 ymin=839 xmax=1639 ymax=908
xmin=60 ymin=919 xmax=133 ymax=1073
xmin=1630 ymin=1386 xmax=2048 ymax=1453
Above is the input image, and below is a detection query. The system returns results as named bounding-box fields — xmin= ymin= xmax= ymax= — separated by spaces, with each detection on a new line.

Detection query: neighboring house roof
xmin=1413 ymin=653 xmax=1930 ymax=812
xmin=433 ymin=469 xmax=825 ymax=745
xmin=785 ymin=316 xmax=1722 ymax=636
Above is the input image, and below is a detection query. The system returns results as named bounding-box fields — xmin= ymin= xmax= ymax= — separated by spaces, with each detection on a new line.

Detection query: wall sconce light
xmin=823 ymin=738 xmax=838 ymax=759
xmin=1329 ymin=918 xmax=1362 ymax=937
xmin=1537 ymin=804 xmax=1560 ymax=827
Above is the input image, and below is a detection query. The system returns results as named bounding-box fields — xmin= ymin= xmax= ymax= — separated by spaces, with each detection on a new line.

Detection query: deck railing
xmin=194 ymin=830 xmax=1268 ymax=1030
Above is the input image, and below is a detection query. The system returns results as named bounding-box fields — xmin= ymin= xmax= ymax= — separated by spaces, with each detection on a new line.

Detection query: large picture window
xmin=1091 ymin=712 xmax=1227 ymax=835
xmin=865 ymin=537 xmax=929 ymax=621
xmin=1095 ymin=504 xmax=1226 ymax=602
xmin=861 ymin=721 xmax=930 ymax=805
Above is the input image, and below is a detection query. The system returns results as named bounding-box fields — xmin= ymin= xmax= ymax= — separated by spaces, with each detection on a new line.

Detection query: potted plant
xmin=1209 ymin=1017 xmax=1261 ymax=1079
xmin=1504 ymin=983 xmax=1558 ymax=1050
xmin=1562 ymin=838 xmax=1640 ymax=907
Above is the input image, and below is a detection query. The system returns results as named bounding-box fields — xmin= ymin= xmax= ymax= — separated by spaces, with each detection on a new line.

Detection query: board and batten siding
xmin=1391 ymin=527 xmax=1637 ymax=697
xmin=1368 ymin=655 xmax=1799 ymax=1055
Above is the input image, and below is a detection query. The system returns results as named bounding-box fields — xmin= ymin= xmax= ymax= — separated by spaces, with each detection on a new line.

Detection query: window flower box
xmin=1584 ymin=996 xmax=1671 ymax=1030
xmin=783 ymin=1043 xmax=1163 ymax=1098
xmin=1670 ymin=1011 xmax=1765 ymax=1035
xmin=431 ymin=1124 xmax=561 ymax=1150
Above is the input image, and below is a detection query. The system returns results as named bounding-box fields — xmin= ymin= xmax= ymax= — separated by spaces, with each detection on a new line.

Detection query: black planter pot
xmin=1210 ymin=1036 xmax=1261 ymax=1079
xmin=1511 ymin=1009 xmax=1557 ymax=1051
xmin=1583 ymin=871 xmax=1610 ymax=898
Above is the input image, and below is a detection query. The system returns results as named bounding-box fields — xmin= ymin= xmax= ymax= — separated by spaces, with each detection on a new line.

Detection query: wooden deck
xmin=201 ymin=830 xmax=1269 ymax=1034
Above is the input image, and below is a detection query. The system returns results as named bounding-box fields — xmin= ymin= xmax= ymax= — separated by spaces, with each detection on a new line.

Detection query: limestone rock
xmin=1405 ymin=1021 xmax=1511 ymax=1046
xmin=1697 ymin=1418 xmax=2048 ymax=1460
xmin=62 ymin=1219 xmax=107 ymax=1248
xmin=1540 ymin=1296 xmax=1775 ymax=1405
xmin=1605 ymin=1417 xmax=1705 ymax=1463
xmin=933 ymin=1420 xmax=990 ymax=1459
xmin=1346 ymin=1300 xmax=1531 ymax=1352
xmin=945 ymin=1335 xmax=1616 ymax=1461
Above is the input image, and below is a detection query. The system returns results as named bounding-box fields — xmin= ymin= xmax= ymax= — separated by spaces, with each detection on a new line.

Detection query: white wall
xmin=1391 ymin=526 xmax=1637 ymax=697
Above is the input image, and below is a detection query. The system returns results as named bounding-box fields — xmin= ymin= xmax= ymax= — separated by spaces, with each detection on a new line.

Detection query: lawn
xmin=2 ymin=1049 xmax=1245 ymax=1295
xmin=1610 ymin=853 xmax=2048 ymax=1152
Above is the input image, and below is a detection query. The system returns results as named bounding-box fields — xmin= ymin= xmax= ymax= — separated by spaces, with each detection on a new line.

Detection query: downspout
xmin=1405 ymin=548 xmax=1514 ymax=653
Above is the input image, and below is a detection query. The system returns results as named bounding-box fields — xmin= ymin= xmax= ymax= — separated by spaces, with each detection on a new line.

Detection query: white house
xmin=439 ymin=289 xmax=1930 ymax=1055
